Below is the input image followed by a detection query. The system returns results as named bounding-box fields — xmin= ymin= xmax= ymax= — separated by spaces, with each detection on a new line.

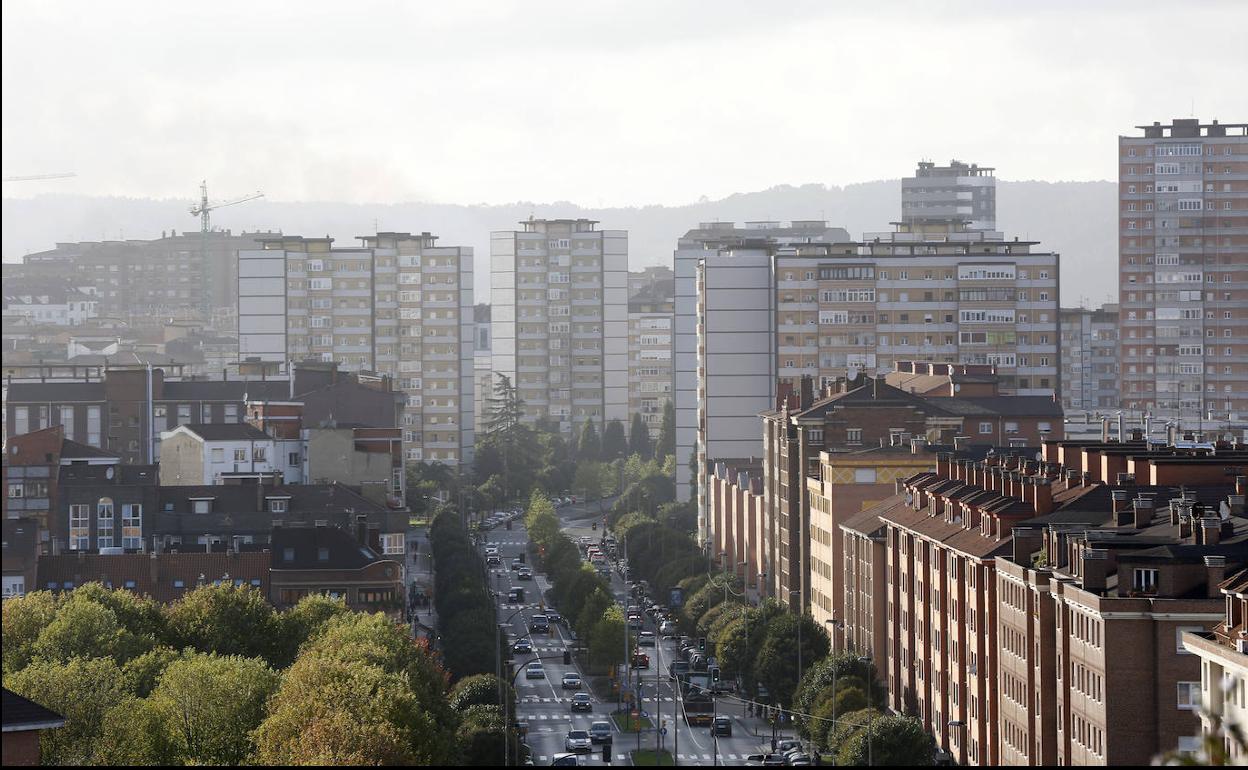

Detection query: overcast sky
xmin=3 ymin=0 xmax=1246 ymax=207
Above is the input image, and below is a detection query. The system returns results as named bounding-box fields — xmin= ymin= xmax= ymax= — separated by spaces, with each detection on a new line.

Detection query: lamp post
xmin=858 ymin=655 xmax=874 ymax=767
xmin=823 ymin=618 xmax=845 ymax=762
xmin=948 ymin=719 xmax=967 ymax=766
xmin=790 ymin=590 xmax=804 ymax=684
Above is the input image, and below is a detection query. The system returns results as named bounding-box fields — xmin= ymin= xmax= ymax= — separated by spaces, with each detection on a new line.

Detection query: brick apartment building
xmin=1181 ymin=571 xmax=1248 ymax=765
xmin=706 ymin=459 xmax=766 ymax=596
xmin=4 ymin=362 xmax=402 ymax=466
xmin=758 ymin=372 xmax=1062 ymax=609
xmin=35 ymin=524 xmax=404 ymax=616
xmin=878 ymin=442 xmax=1246 ymax=765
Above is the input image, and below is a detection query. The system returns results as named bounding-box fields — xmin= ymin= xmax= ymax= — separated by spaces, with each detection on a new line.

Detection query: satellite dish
xmin=106 ymin=466 xmax=115 ymax=480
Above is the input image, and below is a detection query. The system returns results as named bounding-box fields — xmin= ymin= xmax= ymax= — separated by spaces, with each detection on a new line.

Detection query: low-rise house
xmin=2 ymin=688 xmax=65 ymax=766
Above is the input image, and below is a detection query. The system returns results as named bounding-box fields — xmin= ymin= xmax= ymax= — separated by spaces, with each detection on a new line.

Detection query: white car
xmin=561 ymin=672 xmax=582 ymax=690
xmin=564 ymin=730 xmax=592 ymax=753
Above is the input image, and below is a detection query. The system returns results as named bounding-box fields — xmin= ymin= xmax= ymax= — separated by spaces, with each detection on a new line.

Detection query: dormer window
xmin=190 ymin=498 xmax=214 ymax=514
xmin=283 ymin=548 xmax=295 ymax=562
xmin=317 ymin=547 xmax=330 ymax=562
xmin=1133 ymin=568 xmax=1159 ymax=594
xmin=267 ymin=497 xmax=288 ymax=514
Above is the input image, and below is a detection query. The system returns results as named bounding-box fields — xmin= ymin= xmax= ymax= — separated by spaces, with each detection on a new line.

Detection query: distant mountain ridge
xmin=2 ymin=179 xmax=1117 ymax=306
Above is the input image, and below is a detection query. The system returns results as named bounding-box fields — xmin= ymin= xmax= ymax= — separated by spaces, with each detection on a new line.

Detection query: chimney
xmin=1133 ymin=498 xmax=1155 ymax=529
xmin=937 ymin=453 xmax=952 ymax=480
xmin=149 ymin=550 xmax=159 ymax=584
xmin=1065 ymin=469 xmax=1080 ymax=489
xmin=1237 ymin=476 xmax=1246 ymax=497
xmin=1206 ymin=556 xmax=1227 ymax=599
xmin=1080 ymin=471 xmax=1092 ymax=488
xmin=911 ymin=436 xmax=928 ymax=455
xmin=1081 ymin=548 xmax=1110 ymax=593
xmin=1034 ymin=478 xmax=1054 ymax=515
xmin=1199 ymin=517 xmax=1221 ymax=546
xmin=1012 ymin=526 xmax=1044 ymax=563
xmin=1115 ymin=473 xmax=1135 ymax=486
xmin=800 ymin=375 xmax=814 ymax=410
xmin=1111 ymin=491 xmax=1131 ymax=526
xmin=952 ymin=436 xmax=968 ymax=452
xmin=355 ymin=513 xmax=368 ymax=546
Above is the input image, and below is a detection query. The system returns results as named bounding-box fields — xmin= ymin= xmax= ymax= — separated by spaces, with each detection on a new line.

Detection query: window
xmin=117 ymin=504 xmax=142 ymax=549
xmin=1133 ymin=568 xmax=1159 ymax=594
xmin=854 ymin=468 xmax=877 ymax=484
xmin=979 ymin=422 xmax=993 ymax=434
xmin=233 ymin=448 xmax=247 ymax=462
xmin=283 ymin=548 xmax=295 ymax=563
xmin=1177 ymin=682 xmax=1201 ymax=710
xmin=381 ymin=533 xmax=405 ymax=555
xmin=191 ymin=499 xmax=212 ymax=514
xmin=317 ymin=547 xmax=330 ymax=562
xmin=846 ymin=428 xmax=863 ymax=444
xmin=211 ymin=447 xmax=224 ymax=462
xmin=8 ymin=483 xmax=23 ymax=499
xmin=289 ymin=452 xmax=300 ymax=466
xmin=267 ymin=498 xmax=288 ymax=513
xmin=69 ymin=504 xmax=90 ymax=550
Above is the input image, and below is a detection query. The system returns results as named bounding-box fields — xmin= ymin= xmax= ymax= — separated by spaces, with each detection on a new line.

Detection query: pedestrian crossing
xmin=519 ymin=695 xmax=678 ymax=704
xmin=532 ymin=752 xmax=760 ymax=763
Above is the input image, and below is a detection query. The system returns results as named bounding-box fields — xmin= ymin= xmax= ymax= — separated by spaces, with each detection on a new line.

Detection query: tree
xmin=754 ymin=613 xmax=831 ymax=708
xmin=1 ymin=589 xmax=61 ymax=674
xmin=274 ymin=594 xmax=352 ymax=666
xmin=656 ymin=399 xmax=675 ymax=460
xmin=628 ymin=413 xmax=653 ymax=460
xmin=587 ymin=605 xmax=627 ymax=674
xmin=32 ymin=592 xmax=155 ymax=665
xmin=108 ymin=652 xmax=280 ymax=766
xmin=836 ymin=713 xmax=934 ymax=766
xmin=120 ymin=646 xmax=183 ymax=698
xmin=483 ymin=373 xmax=525 ymax=436
xmin=573 ymin=462 xmax=610 ymax=508
xmin=601 ymin=418 xmax=627 ymax=462
xmin=577 ymin=416 xmax=601 ymax=461
xmin=456 ymin=704 xmax=520 ymax=766
xmin=5 ymin=656 xmax=128 ymax=765
xmin=165 ymin=583 xmax=283 ymax=665
xmin=449 ymin=673 xmax=515 ymax=712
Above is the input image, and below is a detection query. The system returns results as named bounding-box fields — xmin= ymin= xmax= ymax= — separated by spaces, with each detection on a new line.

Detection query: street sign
xmin=660 ymin=727 xmax=668 ymax=736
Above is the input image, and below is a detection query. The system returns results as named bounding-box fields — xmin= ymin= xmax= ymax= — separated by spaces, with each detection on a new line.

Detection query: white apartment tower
xmin=490 ymin=219 xmax=628 ymax=435
xmin=236 ymin=232 xmax=474 ymax=467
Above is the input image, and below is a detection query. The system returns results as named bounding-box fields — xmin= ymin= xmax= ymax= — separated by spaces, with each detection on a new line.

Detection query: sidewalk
xmin=406 ymin=527 xmax=438 ymax=645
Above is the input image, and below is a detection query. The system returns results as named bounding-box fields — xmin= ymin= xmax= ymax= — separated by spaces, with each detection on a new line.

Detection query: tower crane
xmin=2 ymin=172 xmax=77 ymax=182
xmin=189 ymin=180 xmax=264 ymax=233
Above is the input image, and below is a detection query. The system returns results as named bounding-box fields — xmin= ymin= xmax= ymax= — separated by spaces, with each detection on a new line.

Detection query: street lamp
xmin=859 ymin=655 xmax=874 ymax=767
xmin=790 ymin=590 xmax=804 ymax=684
xmin=948 ymin=719 xmax=968 ymax=766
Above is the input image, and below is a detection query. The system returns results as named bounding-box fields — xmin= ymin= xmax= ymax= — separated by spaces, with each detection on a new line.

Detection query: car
xmin=530 ymin=615 xmax=550 ymax=633
xmin=659 ymin=620 xmax=677 ymax=635
xmin=511 ymin=559 xmax=524 ymax=571
xmin=745 ymin=753 xmax=788 ymax=766
xmin=776 ymin=739 xmax=802 ymax=754
xmin=786 ymin=753 xmax=813 ymax=766
xmin=525 ymin=661 xmax=544 ymax=680
xmin=561 ymin=672 xmax=582 ymax=690
xmin=546 ymin=610 xmax=563 ymax=624
xmin=638 ymin=631 xmax=656 ymax=647
xmin=588 ymin=720 xmax=613 ymax=744
xmin=711 ymin=716 xmax=732 ymax=737
xmin=486 ymin=555 xmax=502 ymax=566
xmin=507 ymin=588 xmax=526 ymax=603
xmin=551 ymin=752 xmax=580 ymax=766
xmin=517 ymin=568 xmax=533 ymax=581
xmin=485 ymin=545 xmax=499 ymax=555
xmin=627 ymin=615 xmax=643 ymax=630
xmin=564 ymin=730 xmax=591 ymax=753
xmin=569 ymin=692 xmax=592 ymax=712
xmin=630 ymin=651 xmax=650 ymax=669
xmin=513 ymin=638 xmax=533 ymax=654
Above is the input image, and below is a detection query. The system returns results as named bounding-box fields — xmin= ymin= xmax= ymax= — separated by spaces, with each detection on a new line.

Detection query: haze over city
xmin=2 ymin=2 xmax=1246 ymax=768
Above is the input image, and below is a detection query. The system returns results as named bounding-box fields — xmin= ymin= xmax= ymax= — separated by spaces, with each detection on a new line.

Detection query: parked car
xmin=525 ymin=661 xmax=544 ymax=680
xmin=564 ymin=730 xmax=591 ymax=753
xmin=711 ymin=716 xmax=732 ymax=737
xmin=638 ymin=631 xmax=656 ymax=647
xmin=570 ymin=692 xmax=592 ymax=712
xmin=588 ymin=720 xmax=613 ymax=744
xmin=561 ymin=672 xmax=582 ymax=690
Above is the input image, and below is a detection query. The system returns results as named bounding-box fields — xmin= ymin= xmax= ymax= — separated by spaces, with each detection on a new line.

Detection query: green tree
xmin=275 ymin=593 xmax=352 ymax=665
xmin=601 ymin=418 xmax=627 ymax=461
xmin=166 ymin=583 xmax=282 ymax=665
xmin=110 ymin=652 xmax=280 ymax=766
xmin=456 ymin=704 xmax=520 ymax=766
xmin=578 ymin=416 xmax=601 ymax=461
xmin=587 ymin=605 xmax=627 ymax=674
xmin=449 ymin=673 xmax=515 ymax=712
xmin=628 ymin=413 xmax=653 ymax=459
xmin=656 ymin=399 xmax=675 ymax=460
xmin=120 ymin=646 xmax=183 ymax=698
xmin=836 ymin=713 xmax=934 ymax=766
xmin=32 ymin=592 xmax=155 ymax=665
xmin=1 ymin=589 xmax=61 ymax=674
xmin=483 ymin=373 xmax=525 ymax=436
xmin=575 ymin=588 xmax=613 ymax=646
xmin=754 ymin=613 xmax=831 ymax=708
xmin=5 ymin=656 xmax=127 ymax=765
xmin=573 ymin=461 xmax=609 ymax=507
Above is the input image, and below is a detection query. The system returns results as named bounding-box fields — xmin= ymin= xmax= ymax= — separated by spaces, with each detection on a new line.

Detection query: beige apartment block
xmin=237 ymin=232 xmax=474 ymax=468
xmin=490 ymin=219 xmax=628 ymax=435
xmin=1118 ymin=119 xmax=1248 ymax=423
xmin=627 ymin=278 xmax=673 ymax=430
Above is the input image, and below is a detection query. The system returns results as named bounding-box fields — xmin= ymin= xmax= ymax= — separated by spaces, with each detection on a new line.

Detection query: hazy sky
xmin=3 ymin=0 xmax=1246 ymax=207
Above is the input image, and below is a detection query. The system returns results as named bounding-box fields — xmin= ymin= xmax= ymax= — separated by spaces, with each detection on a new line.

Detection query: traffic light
xmin=698 ymin=637 xmax=706 ymax=651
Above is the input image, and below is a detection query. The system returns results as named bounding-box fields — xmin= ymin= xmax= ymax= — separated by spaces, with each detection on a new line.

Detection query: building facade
xmin=902 ymin=160 xmax=997 ymax=232
xmin=627 ymin=276 xmax=674 ymax=430
xmin=1181 ymin=571 xmax=1248 ymax=766
xmin=237 ymin=232 xmax=474 ymax=466
xmin=1060 ymin=305 xmax=1121 ymax=412
xmin=1117 ymin=119 xmax=1248 ymax=424
xmin=490 ymin=219 xmax=628 ymax=436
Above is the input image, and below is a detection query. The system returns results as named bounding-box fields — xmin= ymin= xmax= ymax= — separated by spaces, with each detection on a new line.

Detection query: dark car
xmin=511 ymin=559 xmax=524 ymax=571
xmin=711 ymin=716 xmax=732 ymax=737
xmin=570 ymin=692 xmax=592 ymax=712
xmin=513 ymin=638 xmax=533 ymax=654
xmin=486 ymin=555 xmax=502 ymax=566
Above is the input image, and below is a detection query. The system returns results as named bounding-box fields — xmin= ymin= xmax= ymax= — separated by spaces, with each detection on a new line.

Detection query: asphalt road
xmin=481 ymin=508 xmax=786 ymax=766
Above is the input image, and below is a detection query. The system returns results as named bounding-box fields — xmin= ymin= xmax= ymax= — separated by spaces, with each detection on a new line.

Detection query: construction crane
xmin=189 ymin=180 xmax=264 ymax=233
xmin=2 ymin=172 xmax=77 ymax=182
